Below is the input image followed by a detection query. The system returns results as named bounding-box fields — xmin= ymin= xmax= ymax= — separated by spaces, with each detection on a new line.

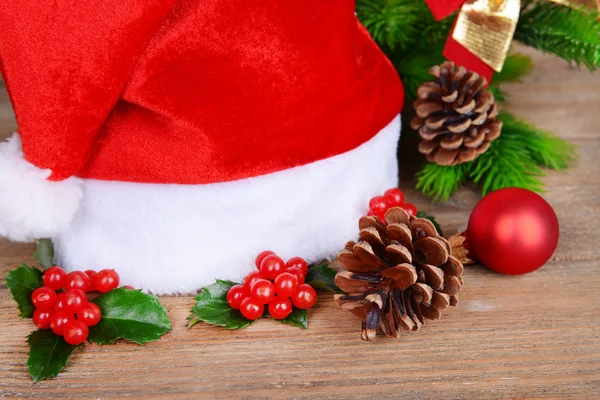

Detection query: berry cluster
xmin=368 ymin=188 xmax=417 ymax=223
xmin=227 ymin=252 xmax=317 ymax=321
xmin=31 ymin=267 xmax=122 ymax=345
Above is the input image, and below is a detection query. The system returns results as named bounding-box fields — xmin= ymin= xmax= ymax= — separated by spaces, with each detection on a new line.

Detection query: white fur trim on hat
xmin=55 ymin=115 xmax=402 ymax=294
xmin=0 ymin=134 xmax=83 ymax=242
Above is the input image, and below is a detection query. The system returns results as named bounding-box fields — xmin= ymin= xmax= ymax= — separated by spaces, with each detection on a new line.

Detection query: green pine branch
xmin=390 ymin=46 xmax=446 ymax=100
xmin=415 ymin=163 xmax=470 ymax=202
xmin=356 ymin=0 xmax=453 ymax=51
xmin=515 ymin=1 xmax=600 ymax=70
xmin=356 ymin=0 xmax=421 ymax=50
xmin=499 ymin=113 xmax=577 ymax=170
xmin=415 ymin=113 xmax=576 ymax=200
xmin=469 ymin=122 xmax=546 ymax=196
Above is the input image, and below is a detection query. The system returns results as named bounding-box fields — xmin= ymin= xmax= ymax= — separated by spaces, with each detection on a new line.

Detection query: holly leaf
xmin=88 ymin=288 xmax=171 ymax=345
xmin=5 ymin=263 xmax=43 ymax=318
xmin=27 ymin=329 xmax=80 ymax=383
xmin=277 ymin=307 xmax=308 ymax=329
xmin=417 ymin=211 xmax=444 ymax=237
xmin=306 ymin=263 xmax=341 ymax=293
xmin=33 ymin=239 xmax=54 ymax=269
xmin=188 ymin=280 xmax=254 ymax=330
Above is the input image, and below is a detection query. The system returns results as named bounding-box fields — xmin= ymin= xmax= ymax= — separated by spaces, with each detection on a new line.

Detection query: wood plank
xmin=1 ymin=48 xmax=599 ymax=398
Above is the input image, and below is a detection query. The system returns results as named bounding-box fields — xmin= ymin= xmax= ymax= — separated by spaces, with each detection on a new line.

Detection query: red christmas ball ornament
xmin=466 ymin=188 xmax=559 ymax=275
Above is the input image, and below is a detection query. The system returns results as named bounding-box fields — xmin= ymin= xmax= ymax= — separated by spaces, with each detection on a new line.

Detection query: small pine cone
xmin=412 ymin=61 xmax=502 ymax=166
xmin=334 ymin=207 xmax=463 ymax=341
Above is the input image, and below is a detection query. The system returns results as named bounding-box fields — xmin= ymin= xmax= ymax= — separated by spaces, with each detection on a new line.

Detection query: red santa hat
xmin=0 ymin=0 xmax=403 ymax=294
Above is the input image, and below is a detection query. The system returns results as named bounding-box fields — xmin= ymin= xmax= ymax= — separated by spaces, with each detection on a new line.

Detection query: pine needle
xmin=356 ymin=0 xmax=454 ymax=51
xmin=415 ymin=163 xmax=470 ymax=202
xmin=469 ymin=127 xmax=546 ymax=196
xmin=515 ymin=1 xmax=600 ymax=71
xmin=499 ymin=113 xmax=577 ymax=170
xmin=356 ymin=0 xmax=421 ymax=50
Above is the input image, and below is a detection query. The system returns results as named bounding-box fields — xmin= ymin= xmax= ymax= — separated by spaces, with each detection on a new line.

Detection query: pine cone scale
xmin=414 ymin=61 xmax=502 ymax=166
xmin=335 ymin=208 xmax=464 ymax=341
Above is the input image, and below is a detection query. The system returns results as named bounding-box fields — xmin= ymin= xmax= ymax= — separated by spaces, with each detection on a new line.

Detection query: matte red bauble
xmin=466 ymin=188 xmax=559 ymax=275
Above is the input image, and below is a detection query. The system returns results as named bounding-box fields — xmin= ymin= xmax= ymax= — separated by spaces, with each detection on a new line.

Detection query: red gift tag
xmin=425 ymin=0 xmax=468 ymax=21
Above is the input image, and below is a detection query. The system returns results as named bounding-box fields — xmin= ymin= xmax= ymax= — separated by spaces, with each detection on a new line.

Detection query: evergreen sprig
xmin=356 ymin=0 xmax=453 ymax=51
xmin=415 ymin=163 xmax=470 ymax=202
xmin=356 ymin=0 xmax=421 ymax=50
xmin=499 ymin=113 xmax=577 ymax=170
xmin=469 ymin=122 xmax=546 ymax=196
xmin=415 ymin=113 xmax=576 ymax=200
xmin=355 ymin=2 xmax=582 ymax=201
xmin=516 ymin=1 xmax=600 ymax=70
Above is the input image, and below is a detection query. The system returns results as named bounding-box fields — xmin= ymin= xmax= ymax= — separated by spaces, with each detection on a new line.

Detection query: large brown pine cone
xmin=334 ymin=207 xmax=463 ymax=341
xmin=412 ymin=61 xmax=502 ymax=166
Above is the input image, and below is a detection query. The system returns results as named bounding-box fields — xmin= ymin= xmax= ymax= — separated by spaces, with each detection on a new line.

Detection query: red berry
xmin=84 ymin=270 xmax=98 ymax=291
xmin=369 ymin=195 xmax=387 ymax=214
xmin=65 ymin=271 xmax=92 ymax=292
xmin=63 ymin=320 xmax=89 ymax=345
xmin=259 ymin=254 xmax=285 ymax=280
xmin=226 ymin=284 xmax=249 ymax=310
xmin=95 ymin=269 xmax=120 ymax=293
xmin=31 ymin=287 xmax=57 ymax=311
xmin=291 ymin=284 xmax=317 ymax=309
xmin=250 ymin=279 xmax=275 ymax=304
xmin=77 ymin=303 xmax=102 ymax=327
xmin=244 ymin=270 xmax=265 ymax=289
xmin=54 ymin=292 xmax=66 ymax=311
xmin=286 ymin=267 xmax=305 ymax=285
xmin=376 ymin=212 xmax=387 ymax=225
xmin=403 ymin=203 xmax=418 ymax=216
xmin=285 ymin=257 xmax=308 ymax=275
xmin=63 ymin=289 xmax=88 ymax=313
xmin=124 ymin=285 xmax=135 ymax=290
xmin=268 ymin=296 xmax=292 ymax=320
xmin=273 ymin=272 xmax=299 ymax=298
xmin=239 ymin=297 xmax=264 ymax=320
xmin=42 ymin=267 xmax=67 ymax=291
xmin=32 ymin=309 xmax=53 ymax=329
xmin=50 ymin=311 xmax=75 ymax=336
xmin=383 ymin=188 xmax=405 ymax=208
xmin=255 ymin=250 xmax=275 ymax=270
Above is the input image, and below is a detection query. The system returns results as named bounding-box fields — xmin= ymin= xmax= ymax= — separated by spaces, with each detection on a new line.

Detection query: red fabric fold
xmin=0 ymin=1 xmax=404 ymax=184
xmin=0 ymin=0 xmax=177 ymax=180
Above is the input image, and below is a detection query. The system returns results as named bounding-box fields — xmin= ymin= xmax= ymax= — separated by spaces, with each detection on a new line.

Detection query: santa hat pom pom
xmin=0 ymin=133 xmax=83 ymax=242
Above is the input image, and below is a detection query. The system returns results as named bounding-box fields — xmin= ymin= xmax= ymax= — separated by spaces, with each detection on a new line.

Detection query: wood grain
xmin=1 ymin=48 xmax=599 ymax=399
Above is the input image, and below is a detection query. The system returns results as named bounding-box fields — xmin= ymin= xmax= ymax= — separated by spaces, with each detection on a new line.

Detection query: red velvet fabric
xmin=0 ymin=1 xmax=403 ymax=184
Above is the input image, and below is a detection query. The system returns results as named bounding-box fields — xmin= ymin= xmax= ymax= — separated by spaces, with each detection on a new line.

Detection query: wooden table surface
xmin=1 ymin=48 xmax=599 ymax=399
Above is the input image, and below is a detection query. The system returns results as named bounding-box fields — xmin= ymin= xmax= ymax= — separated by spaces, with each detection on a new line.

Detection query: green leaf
xmin=33 ymin=239 xmax=54 ymax=269
xmin=277 ymin=308 xmax=308 ymax=329
xmin=27 ymin=329 xmax=79 ymax=383
xmin=188 ymin=280 xmax=253 ymax=330
xmin=416 ymin=211 xmax=444 ymax=237
xmin=88 ymin=288 xmax=171 ymax=345
xmin=306 ymin=263 xmax=341 ymax=293
xmin=5 ymin=264 xmax=43 ymax=318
